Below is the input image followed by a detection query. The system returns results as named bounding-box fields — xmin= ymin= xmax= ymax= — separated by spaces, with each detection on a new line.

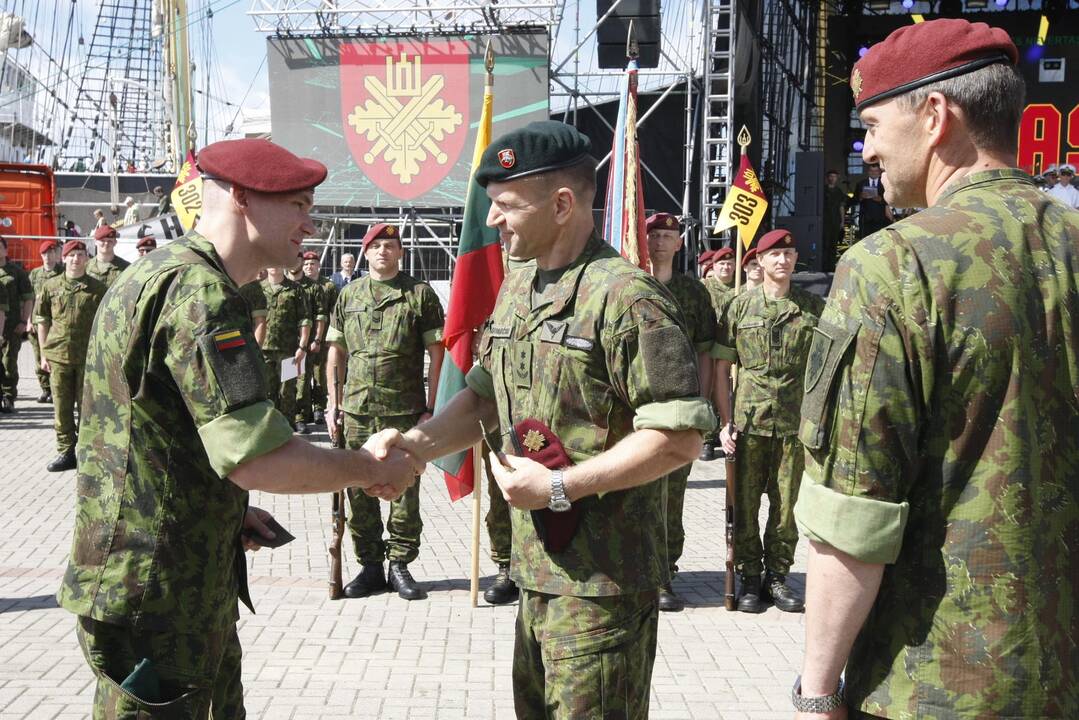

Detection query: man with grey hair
xmin=332 ymin=252 xmax=357 ymax=290
xmin=793 ymin=19 xmax=1079 ymax=719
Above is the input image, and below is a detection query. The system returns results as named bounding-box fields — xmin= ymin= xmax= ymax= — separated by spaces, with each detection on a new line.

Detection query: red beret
xmin=852 ymin=19 xmax=1017 ymax=112
xmin=362 ymin=223 xmax=401 ymax=253
xmin=697 ymin=249 xmax=715 ymax=266
xmin=302 ymin=251 xmax=319 ymax=261
xmin=713 ymin=247 xmax=735 ymax=261
xmin=741 ymin=247 xmax=758 ymax=268
xmin=94 ymin=225 xmax=118 ymax=241
xmin=38 ymin=239 xmax=58 ymax=255
xmin=135 ymin=236 xmax=157 ymax=249
xmin=645 ymin=213 xmax=681 ymax=233
xmin=197 ymin=139 xmax=327 ymax=193
xmin=757 ymin=229 xmax=794 ymax=254
xmin=62 ymin=240 xmax=86 ymax=257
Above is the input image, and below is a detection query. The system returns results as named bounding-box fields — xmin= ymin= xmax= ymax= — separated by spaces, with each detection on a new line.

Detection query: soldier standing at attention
xmin=289 ymin=251 xmax=327 ymax=432
xmin=715 ymin=229 xmax=824 ymax=614
xmin=372 ymin=121 xmax=713 ymax=717
xmin=303 ymin=250 xmax=337 ymax=425
xmin=260 ymin=266 xmax=310 ymax=432
xmin=135 ymin=235 xmax=158 ymax=256
xmin=35 ymin=240 xmax=107 ymax=471
xmin=701 ymin=247 xmax=735 ymax=461
xmin=86 ymin=225 xmax=130 ymax=288
xmin=239 ymin=271 xmax=268 ymax=346
xmin=29 ymin=240 xmax=63 ymax=403
xmin=793 ymin=20 xmax=1079 ymax=718
xmin=710 ymin=245 xmax=737 ymax=291
xmin=56 ymin=139 xmax=419 ymax=720
xmin=325 ymin=222 xmax=446 ymax=601
xmin=741 ymin=246 xmax=763 ymax=292
xmin=645 ymin=212 xmax=716 ymax=612
xmin=0 ymin=236 xmax=33 ymax=412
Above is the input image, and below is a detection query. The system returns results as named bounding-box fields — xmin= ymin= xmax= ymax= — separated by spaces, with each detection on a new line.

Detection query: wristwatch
xmin=791 ymin=676 xmax=845 ymax=713
xmin=548 ymin=469 xmax=572 ymax=512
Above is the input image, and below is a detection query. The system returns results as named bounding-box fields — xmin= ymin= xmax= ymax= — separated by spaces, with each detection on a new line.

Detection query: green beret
xmin=476 ymin=121 xmax=593 ymax=188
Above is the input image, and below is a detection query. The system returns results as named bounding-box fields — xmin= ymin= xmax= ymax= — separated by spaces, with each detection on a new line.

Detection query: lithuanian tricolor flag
xmin=432 ymin=60 xmax=503 ymax=501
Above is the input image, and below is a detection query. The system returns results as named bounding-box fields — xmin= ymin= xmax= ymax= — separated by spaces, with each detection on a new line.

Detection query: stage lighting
xmin=995 ymin=0 xmax=1008 ymax=6
xmin=858 ymin=46 xmax=869 ymax=58
xmin=902 ymin=0 xmax=914 ymax=8
xmin=853 ymin=140 xmax=865 ymax=152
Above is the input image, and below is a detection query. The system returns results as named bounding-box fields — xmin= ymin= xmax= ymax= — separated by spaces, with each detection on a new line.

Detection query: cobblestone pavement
xmin=0 ymin=345 xmax=806 ymax=719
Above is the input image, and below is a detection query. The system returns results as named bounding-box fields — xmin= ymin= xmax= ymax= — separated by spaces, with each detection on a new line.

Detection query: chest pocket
xmin=343 ymin=303 xmax=369 ymax=351
xmin=736 ymin=318 xmax=768 ymax=371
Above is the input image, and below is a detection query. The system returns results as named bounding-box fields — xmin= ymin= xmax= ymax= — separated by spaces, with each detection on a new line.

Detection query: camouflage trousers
xmin=514 ymin=589 xmax=659 ymax=720
xmin=49 ymin=360 xmax=85 ymax=453
xmin=481 ymin=447 xmax=511 ymax=565
xmin=293 ymin=349 xmax=317 ymax=423
xmin=262 ymin=351 xmax=298 ymax=424
xmin=663 ymin=463 xmax=692 ymax=575
xmin=344 ymin=413 xmax=423 ymax=564
xmin=76 ymin=616 xmax=245 ymax=720
xmin=1 ymin=329 xmax=22 ymax=399
xmin=28 ymin=330 xmax=50 ymax=394
xmin=734 ymin=433 xmax=803 ymax=576
xmin=312 ymin=350 xmax=328 ymax=412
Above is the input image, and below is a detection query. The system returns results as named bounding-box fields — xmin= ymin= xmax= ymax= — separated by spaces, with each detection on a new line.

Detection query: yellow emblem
xmin=347 ymin=53 xmax=463 ymax=184
xmin=743 ymin=167 xmax=763 ymax=195
xmin=522 ymin=429 xmax=546 ymax=453
xmin=851 ymin=68 xmax=863 ymax=100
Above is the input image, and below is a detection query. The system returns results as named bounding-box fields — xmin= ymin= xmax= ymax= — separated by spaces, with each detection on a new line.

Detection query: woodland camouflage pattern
xmin=85 ymin=255 xmax=130 ymax=289
xmin=238 ymin=279 xmax=267 ymax=320
xmin=35 ymin=274 xmax=107 ymax=365
xmin=797 ymin=169 xmax=1079 ymax=717
xmin=0 ymin=260 xmax=32 ymax=398
xmin=259 ymin=277 xmax=309 ymax=419
xmin=294 ymin=275 xmax=326 ymax=422
xmin=28 ymin=262 xmax=62 ymax=394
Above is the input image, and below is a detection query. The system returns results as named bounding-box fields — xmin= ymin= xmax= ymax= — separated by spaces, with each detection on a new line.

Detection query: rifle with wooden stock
xmin=724 ymin=368 xmax=738 ymax=611
xmin=328 ymin=363 xmax=346 ymax=600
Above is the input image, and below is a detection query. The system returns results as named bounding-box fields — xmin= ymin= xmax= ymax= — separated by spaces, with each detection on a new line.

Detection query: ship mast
xmin=159 ymin=0 xmax=196 ymax=167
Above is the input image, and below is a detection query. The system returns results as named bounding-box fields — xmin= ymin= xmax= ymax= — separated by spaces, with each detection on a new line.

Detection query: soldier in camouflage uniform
xmin=706 ymin=245 xmax=736 ymax=291
xmin=792 ymin=20 xmax=1079 ymax=718
xmin=325 ymin=222 xmax=445 ymax=601
xmin=86 ymin=225 xmax=130 ymax=288
xmin=374 ymin=122 xmax=714 ymax=717
xmin=56 ymin=139 xmax=418 ymax=720
xmin=238 ymin=271 xmax=268 ymax=346
xmin=701 ymin=248 xmax=735 ymax=461
xmin=0 ymin=236 xmax=34 ymax=412
xmin=741 ymin=246 xmax=762 ymax=292
xmin=289 ymin=251 xmax=327 ymax=432
xmin=35 ymin=240 xmax=107 ymax=471
xmin=29 ymin=240 xmax=63 ymax=403
xmin=302 ymin=250 xmax=336 ymax=424
xmin=259 ymin=266 xmax=310 ymax=431
xmin=645 ymin=212 xmax=716 ymax=612
xmin=715 ymin=229 xmax=823 ymax=613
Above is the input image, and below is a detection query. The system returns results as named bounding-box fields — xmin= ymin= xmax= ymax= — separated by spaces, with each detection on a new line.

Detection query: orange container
xmin=0 ymin=163 xmax=58 ymax=270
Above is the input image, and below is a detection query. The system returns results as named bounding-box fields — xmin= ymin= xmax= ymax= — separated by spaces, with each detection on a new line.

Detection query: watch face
xmin=549 ymin=498 xmax=572 ymax=513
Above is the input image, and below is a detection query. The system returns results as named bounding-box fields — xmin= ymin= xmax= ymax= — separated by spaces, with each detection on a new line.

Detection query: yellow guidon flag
xmin=171 ymin=150 xmax=204 ymax=231
xmin=713 ymin=155 xmax=769 ymax=249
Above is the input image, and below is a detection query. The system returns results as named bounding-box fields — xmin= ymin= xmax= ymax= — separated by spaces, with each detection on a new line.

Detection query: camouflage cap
xmin=476 ymin=121 xmax=593 ymax=188
xmin=361 ymin=223 xmax=401 ymax=253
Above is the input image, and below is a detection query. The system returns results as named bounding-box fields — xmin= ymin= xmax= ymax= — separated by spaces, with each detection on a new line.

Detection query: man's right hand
xmin=719 ymin=424 xmax=738 ymax=455
xmin=40 ymin=358 xmax=50 ymax=373
xmin=361 ymin=429 xmax=425 ymax=501
xmin=326 ymin=404 xmax=342 ymax=444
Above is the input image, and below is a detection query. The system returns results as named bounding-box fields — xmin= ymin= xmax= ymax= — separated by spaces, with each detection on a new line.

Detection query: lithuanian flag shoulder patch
xmin=213 ymin=329 xmax=246 ymax=351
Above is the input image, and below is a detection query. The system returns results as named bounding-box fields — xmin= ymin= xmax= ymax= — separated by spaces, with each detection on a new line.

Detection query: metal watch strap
xmin=549 ymin=469 xmax=569 ymax=509
xmin=791 ymin=677 xmax=845 ymax=713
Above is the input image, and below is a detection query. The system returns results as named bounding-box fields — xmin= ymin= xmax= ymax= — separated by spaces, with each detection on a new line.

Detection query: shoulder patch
xmin=198 ymin=330 xmax=266 ymax=411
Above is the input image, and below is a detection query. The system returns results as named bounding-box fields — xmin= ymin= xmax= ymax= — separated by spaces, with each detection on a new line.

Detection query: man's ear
xmin=231 ymin=185 xmax=250 ymax=209
xmin=923 ymin=92 xmax=951 ymax=149
xmin=553 ymin=187 xmax=576 ymax=225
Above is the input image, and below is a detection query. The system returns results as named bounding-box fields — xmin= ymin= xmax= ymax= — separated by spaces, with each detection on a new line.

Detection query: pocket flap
xmin=799 ymin=316 xmax=858 ymax=451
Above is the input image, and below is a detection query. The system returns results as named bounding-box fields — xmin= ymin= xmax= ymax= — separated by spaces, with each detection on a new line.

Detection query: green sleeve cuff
xmin=299 ymin=318 xmax=311 ymax=327
xmin=422 ymin=327 xmax=444 ymax=347
xmin=465 ymin=364 xmax=496 ymax=400
xmin=633 ymin=398 xmax=716 ymax=433
xmin=325 ymin=325 xmax=345 ymax=349
xmin=794 ymin=474 xmax=909 ymax=564
xmin=33 ymin=315 xmax=45 ymax=324
xmin=250 ymin=309 xmax=268 ymax=319
xmin=694 ymin=340 xmax=712 ymax=354
xmin=197 ymin=400 xmax=295 ymax=478
xmin=711 ymin=343 xmax=737 ymax=361
xmin=316 ymin=312 xmax=328 ymax=323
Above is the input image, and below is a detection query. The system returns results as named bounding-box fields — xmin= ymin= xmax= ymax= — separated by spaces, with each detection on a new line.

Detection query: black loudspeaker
xmin=794 ymin=151 xmax=824 ymax=217
xmin=597 ymin=0 xmax=662 ymax=69
xmin=775 ymin=215 xmax=824 ymax=272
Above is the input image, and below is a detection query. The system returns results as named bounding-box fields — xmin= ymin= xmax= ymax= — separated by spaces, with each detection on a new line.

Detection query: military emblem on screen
xmin=341 ymin=40 xmax=470 ymax=200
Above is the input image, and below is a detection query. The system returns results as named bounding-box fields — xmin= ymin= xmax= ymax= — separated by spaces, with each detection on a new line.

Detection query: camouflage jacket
xmin=0 ymin=262 xmax=33 ymax=334
xmin=259 ymin=278 xmax=310 ymax=354
xmin=30 ymin=263 xmax=62 ymax=313
xmin=321 ymin=278 xmax=338 ymax=320
xmin=660 ymin=272 xmax=717 ymax=355
xmin=326 ymin=272 xmax=444 ymax=416
xmin=795 ymin=169 xmax=1079 ymax=718
xmin=704 ymin=278 xmax=734 ymax=322
xmin=466 ymin=235 xmax=714 ymax=596
xmin=238 ymin=280 xmax=268 ymax=320
xmin=715 ymin=284 xmax=823 ymax=437
xmin=57 ymin=231 xmax=293 ymax=632
xmin=34 ymin=274 xmax=107 ymax=364
xmin=296 ymin=275 xmax=328 ymax=330
xmin=86 ymin=255 xmax=130 ymax=289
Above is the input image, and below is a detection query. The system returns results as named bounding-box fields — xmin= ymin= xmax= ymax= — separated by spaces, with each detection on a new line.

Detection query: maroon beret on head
xmin=196 ymin=139 xmax=327 ymax=193
xmin=757 ymin=229 xmax=794 ymax=254
xmin=94 ymin=225 xmax=118 ymax=241
xmin=38 ymin=239 xmax=58 ymax=255
xmin=62 ymin=240 xmax=86 ymax=257
xmin=713 ymin=247 xmax=735 ymax=261
xmin=302 ymin=251 xmax=318 ymax=261
xmin=135 ymin=236 xmax=157 ymax=250
xmin=697 ymin=249 xmax=715 ymax=266
xmin=852 ymin=19 xmax=1017 ymax=112
xmin=741 ymin=246 xmax=758 ymax=268
xmin=361 ymin=223 xmax=401 ymax=253
xmin=645 ymin=213 xmax=681 ymax=233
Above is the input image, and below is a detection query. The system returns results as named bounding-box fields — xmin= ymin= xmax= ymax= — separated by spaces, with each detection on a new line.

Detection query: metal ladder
xmin=699 ymin=0 xmax=736 ymax=240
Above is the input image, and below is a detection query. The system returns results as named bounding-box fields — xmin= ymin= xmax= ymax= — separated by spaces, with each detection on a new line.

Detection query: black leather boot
xmin=36 ymin=391 xmax=51 ymax=403
xmin=343 ymin=563 xmax=386 ymax=598
xmin=388 ymin=561 xmax=427 ymax=601
xmin=765 ymin=571 xmax=804 ymax=613
xmin=737 ymin=572 xmax=767 ymax=613
xmin=46 ymin=449 xmax=77 ymax=472
xmin=698 ymin=441 xmax=715 ymax=462
xmin=483 ymin=564 xmax=519 ymax=605
xmin=658 ymin=583 xmax=685 ymax=612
